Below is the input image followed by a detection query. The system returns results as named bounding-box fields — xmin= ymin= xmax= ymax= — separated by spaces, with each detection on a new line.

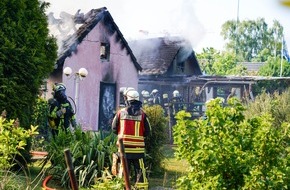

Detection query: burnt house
xmin=48 ymin=7 xmax=141 ymax=131
xmin=129 ymin=36 xmax=202 ymax=102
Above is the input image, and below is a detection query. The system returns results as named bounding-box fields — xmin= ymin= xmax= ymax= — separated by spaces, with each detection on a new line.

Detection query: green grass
xmin=148 ymin=144 xmax=189 ymax=189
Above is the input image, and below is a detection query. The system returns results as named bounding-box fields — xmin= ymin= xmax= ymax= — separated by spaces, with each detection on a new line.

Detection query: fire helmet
xmin=126 ymin=90 xmax=140 ymax=101
xmin=53 ymin=83 xmax=66 ymax=92
xmin=173 ymin=90 xmax=180 ymax=97
xmin=123 ymin=87 xmax=135 ymax=96
xmin=142 ymin=90 xmax=150 ymax=98
xmin=152 ymin=89 xmax=158 ymax=94
xmin=53 ymin=83 xmax=67 ymax=101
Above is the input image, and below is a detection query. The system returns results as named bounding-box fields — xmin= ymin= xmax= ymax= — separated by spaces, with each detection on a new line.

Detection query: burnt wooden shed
xmin=129 ymin=36 xmax=202 ymax=102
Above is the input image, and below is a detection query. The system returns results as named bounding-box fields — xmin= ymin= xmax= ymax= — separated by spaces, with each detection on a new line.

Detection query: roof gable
xmin=129 ymin=36 xmax=202 ymax=75
xmin=55 ymin=7 xmax=141 ymax=71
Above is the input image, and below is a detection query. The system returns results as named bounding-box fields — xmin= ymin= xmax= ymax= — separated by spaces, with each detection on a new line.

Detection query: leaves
xmin=0 ymin=0 xmax=57 ymax=128
xmin=143 ymin=104 xmax=168 ymax=173
xmin=174 ymin=97 xmax=290 ymax=189
xmin=45 ymin=128 xmax=117 ymax=188
xmin=221 ymin=18 xmax=283 ymax=62
xmin=0 ymin=117 xmax=38 ymax=169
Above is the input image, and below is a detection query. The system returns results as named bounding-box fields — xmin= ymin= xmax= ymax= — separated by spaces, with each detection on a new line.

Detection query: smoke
xmin=113 ymin=0 xmax=206 ymax=49
xmin=47 ymin=10 xmax=83 ymax=53
xmin=45 ymin=0 xmax=206 ymax=52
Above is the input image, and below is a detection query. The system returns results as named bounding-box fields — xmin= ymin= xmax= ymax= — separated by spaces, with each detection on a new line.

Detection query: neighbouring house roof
xmin=239 ymin=62 xmax=265 ymax=73
xmin=55 ymin=7 xmax=142 ymax=71
xmin=129 ymin=36 xmax=202 ymax=76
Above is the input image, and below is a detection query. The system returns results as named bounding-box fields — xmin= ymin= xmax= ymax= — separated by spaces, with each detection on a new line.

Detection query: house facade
xmin=48 ymin=8 xmax=141 ymax=131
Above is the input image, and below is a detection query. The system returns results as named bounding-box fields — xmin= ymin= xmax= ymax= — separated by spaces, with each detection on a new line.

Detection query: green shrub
xmin=173 ymin=97 xmax=290 ymax=189
xmin=244 ymin=88 xmax=290 ymax=127
xmin=143 ymin=105 xmax=168 ymax=175
xmin=31 ymin=97 xmax=49 ymax=151
xmin=44 ymin=127 xmax=117 ymax=188
xmin=0 ymin=116 xmax=38 ymax=189
xmin=0 ymin=117 xmax=38 ymax=170
xmin=252 ymin=79 xmax=290 ymax=96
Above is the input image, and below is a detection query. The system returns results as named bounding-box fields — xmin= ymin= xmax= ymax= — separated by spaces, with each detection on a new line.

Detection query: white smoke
xmin=45 ymin=0 xmax=206 ymax=52
xmin=45 ymin=0 xmax=290 ymax=53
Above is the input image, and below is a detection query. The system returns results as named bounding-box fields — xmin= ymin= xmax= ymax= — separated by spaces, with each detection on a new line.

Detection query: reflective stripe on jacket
xmin=118 ymin=108 xmax=146 ymax=153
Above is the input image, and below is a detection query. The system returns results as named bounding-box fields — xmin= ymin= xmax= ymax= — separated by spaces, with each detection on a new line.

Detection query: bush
xmin=0 ymin=116 xmax=38 ymax=170
xmin=244 ymin=88 xmax=290 ymax=127
xmin=44 ymin=127 xmax=117 ymax=188
xmin=0 ymin=116 xmax=38 ymax=189
xmin=31 ymin=97 xmax=49 ymax=151
xmin=173 ymin=97 xmax=290 ymax=189
xmin=143 ymin=105 xmax=168 ymax=175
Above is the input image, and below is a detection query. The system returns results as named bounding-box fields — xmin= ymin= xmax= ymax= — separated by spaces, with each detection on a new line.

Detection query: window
xmin=176 ymin=61 xmax=185 ymax=73
xmin=100 ymin=43 xmax=110 ymax=60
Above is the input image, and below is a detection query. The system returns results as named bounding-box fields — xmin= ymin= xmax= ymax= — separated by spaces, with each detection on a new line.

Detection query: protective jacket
xmin=48 ymin=98 xmax=76 ymax=130
xmin=118 ymin=108 xmax=145 ymax=153
xmin=112 ymin=100 xmax=151 ymax=189
xmin=112 ymin=101 xmax=151 ymax=156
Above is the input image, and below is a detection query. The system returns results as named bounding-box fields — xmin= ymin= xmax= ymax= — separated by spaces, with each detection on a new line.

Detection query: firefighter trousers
xmin=119 ymin=157 xmax=148 ymax=190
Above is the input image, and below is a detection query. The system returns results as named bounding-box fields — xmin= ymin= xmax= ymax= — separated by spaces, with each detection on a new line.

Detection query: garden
xmin=1 ymin=89 xmax=290 ymax=189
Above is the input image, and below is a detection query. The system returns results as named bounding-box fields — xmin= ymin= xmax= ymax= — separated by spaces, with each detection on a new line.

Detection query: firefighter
xmin=162 ymin=93 xmax=170 ymax=116
xmin=122 ymin=87 xmax=135 ymax=106
xmin=150 ymin=89 xmax=162 ymax=105
xmin=148 ymin=98 xmax=154 ymax=106
xmin=112 ymin=90 xmax=151 ymax=189
xmin=48 ymin=83 xmax=76 ymax=137
xmin=141 ymin=90 xmax=150 ymax=106
xmin=170 ymin=90 xmax=184 ymax=115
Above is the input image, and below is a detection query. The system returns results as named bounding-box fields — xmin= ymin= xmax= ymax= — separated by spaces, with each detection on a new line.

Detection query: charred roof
xmin=129 ymin=36 xmax=202 ymax=76
xmin=55 ymin=7 xmax=141 ymax=71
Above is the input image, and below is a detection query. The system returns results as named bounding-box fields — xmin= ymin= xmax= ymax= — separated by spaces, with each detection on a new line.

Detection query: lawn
xmin=148 ymin=144 xmax=189 ymax=189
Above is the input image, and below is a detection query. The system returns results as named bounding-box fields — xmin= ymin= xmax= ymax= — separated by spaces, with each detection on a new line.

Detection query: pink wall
xmin=62 ymin=21 xmax=139 ymax=131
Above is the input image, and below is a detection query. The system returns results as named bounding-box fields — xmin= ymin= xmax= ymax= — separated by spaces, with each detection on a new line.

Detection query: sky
xmin=45 ymin=0 xmax=290 ymax=53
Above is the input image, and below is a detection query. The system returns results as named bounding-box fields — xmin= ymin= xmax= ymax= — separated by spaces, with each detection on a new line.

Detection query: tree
xmin=221 ymin=18 xmax=284 ymax=62
xmin=196 ymin=48 xmax=247 ymax=76
xmin=0 ymin=0 xmax=57 ymax=128
xmin=258 ymin=56 xmax=290 ymax=76
xmin=196 ymin=47 xmax=219 ymax=75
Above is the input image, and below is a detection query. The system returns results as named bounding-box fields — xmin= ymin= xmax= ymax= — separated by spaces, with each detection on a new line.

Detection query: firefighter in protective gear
xmin=48 ymin=83 xmax=76 ymax=137
xmin=112 ymin=90 xmax=151 ymax=189
xmin=141 ymin=90 xmax=150 ymax=106
xmin=120 ymin=87 xmax=135 ymax=107
xmin=150 ymin=89 xmax=162 ymax=105
xmin=170 ymin=90 xmax=184 ymax=115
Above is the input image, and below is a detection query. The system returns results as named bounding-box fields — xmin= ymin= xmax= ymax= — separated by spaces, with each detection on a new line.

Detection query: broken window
xmin=100 ymin=43 xmax=110 ymax=60
xmin=176 ymin=61 xmax=185 ymax=73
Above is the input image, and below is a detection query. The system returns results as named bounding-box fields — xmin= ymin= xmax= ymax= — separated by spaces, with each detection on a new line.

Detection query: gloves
xmin=56 ymin=107 xmax=66 ymax=117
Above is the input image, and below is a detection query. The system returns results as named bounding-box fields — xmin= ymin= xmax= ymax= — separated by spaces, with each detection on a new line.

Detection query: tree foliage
xmin=221 ymin=18 xmax=283 ymax=62
xmin=198 ymin=19 xmax=287 ymax=76
xmin=196 ymin=47 xmax=247 ymax=76
xmin=0 ymin=0 xmax=57 ymax=128
xmin=173 ymin=97 xmax=290 ymax=189
xmin=258 ymin=56 xmax=290 ymax=76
